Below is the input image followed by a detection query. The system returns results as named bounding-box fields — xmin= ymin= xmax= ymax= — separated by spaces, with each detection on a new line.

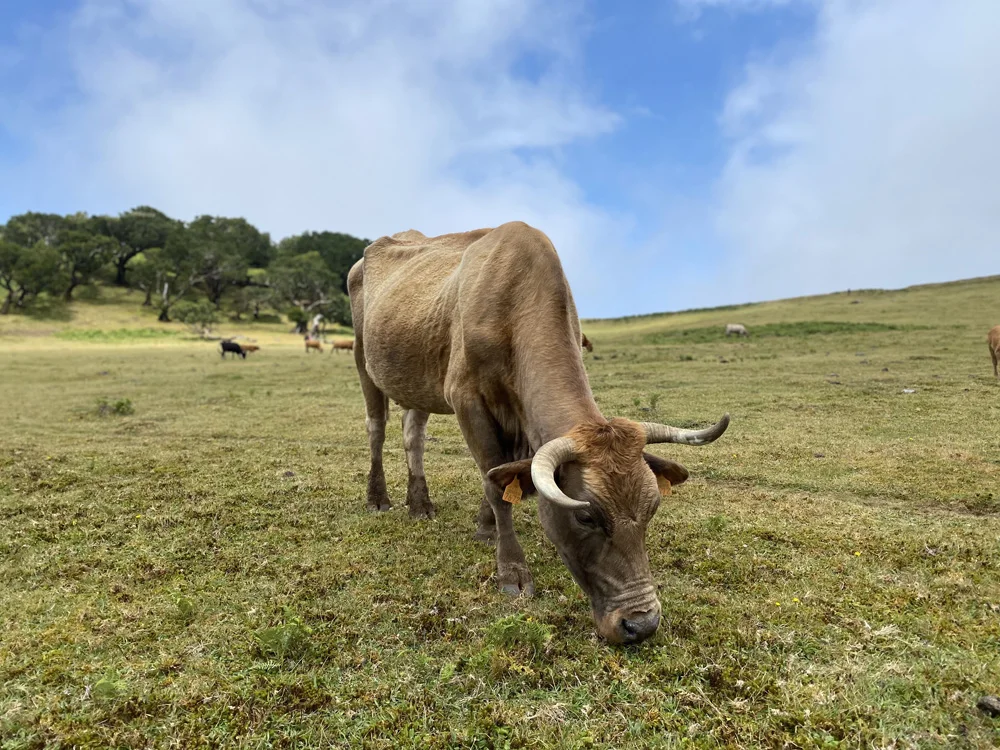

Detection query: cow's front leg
xmin=483 ymin=479 xmax=534 ymax=597
xmin=402 ymin=409 xmax=435 ymax=519
xmin=454 ymin=397 xmax=533 ymax=597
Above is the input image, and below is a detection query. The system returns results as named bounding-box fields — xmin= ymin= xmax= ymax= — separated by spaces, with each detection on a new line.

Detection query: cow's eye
xmin=576 ymin=512 xmax=597 ymax=528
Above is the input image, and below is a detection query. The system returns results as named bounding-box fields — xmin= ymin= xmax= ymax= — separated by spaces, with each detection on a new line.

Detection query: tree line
xmin=0 ymin=207 xmax=369 ymax=330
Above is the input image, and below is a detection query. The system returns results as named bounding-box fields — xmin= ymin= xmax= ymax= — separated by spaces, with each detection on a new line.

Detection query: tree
xmin=172 ymin=299 xmax=220 ymax=336
xmin=3 ymin=212 xmax=67 ymax=247
xmin=90 ymin=207 xmax=179 ymax=286
xmin=129 ymin=251 xmax=162 ymax=307
xmin=9 ymin=243 xmax=67 ymax=309
xmin=186 ymin=216 xmax=272 ymax=306
xmin=57 ymin=230 xmax=116 ymax=300
xmin=0 ymin=240 xmax=22 ymax=314
xmin=232 ymin=284 xmax=272 ymax=321
xmin=150 ymin=230 xmax=208 ymax=322
xmin=276 ymin=231 xmax=367 ymax=294
xmin=267 ymin=252 xmax=342 ymax=332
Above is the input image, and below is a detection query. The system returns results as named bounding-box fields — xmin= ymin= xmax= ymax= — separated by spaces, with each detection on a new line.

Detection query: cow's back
xmin=354 ymin=229 xmax=490 ymax=412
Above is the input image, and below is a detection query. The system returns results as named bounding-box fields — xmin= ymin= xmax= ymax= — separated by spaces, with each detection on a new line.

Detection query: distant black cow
xmin=220 ymin=341 xmax=246 ymax=359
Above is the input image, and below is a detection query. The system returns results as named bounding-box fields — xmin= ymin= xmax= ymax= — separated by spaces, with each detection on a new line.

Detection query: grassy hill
xmin=1 ymin=277 xmax=999 ymax=748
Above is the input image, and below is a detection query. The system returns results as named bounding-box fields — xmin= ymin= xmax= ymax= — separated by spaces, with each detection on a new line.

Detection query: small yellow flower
xmin=774 ymin=601 xmax=781 ymax=606
xmin=854 ymin=551 xmax=861 ymax=556
xmin=792 ymin=598 xmax=800 ymax=603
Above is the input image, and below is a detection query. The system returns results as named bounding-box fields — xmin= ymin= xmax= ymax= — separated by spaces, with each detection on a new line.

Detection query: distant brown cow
xmin=582 ymin=333 xmax=593 ymax=353
xmin=305 ymin=337 xmax=324 ymax=353
xmin=330 ymin=339 xmax=355 ymax=353
xmin=241 ymin=344 xmax=260 ymax=353
xmin=989 ymin=325 xmax=1000 ymax=378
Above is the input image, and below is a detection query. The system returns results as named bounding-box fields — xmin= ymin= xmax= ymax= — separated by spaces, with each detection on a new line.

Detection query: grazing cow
xmin=330 ymin=339 xmax=355 ymax=354
xmin=348 ymin=222 xmax=729 ymax=644
xmin=582 ymin=333 xmax=593 ymax=353
xmin=220 ymin=341 xmax=246 ymax=359
xmin=305 ymin=337 xmax=324 ymax=353
xmin=241 ymin=344 xmax=260 ymax=353
xmin=989 ymin=325 xmax=1000 ymax=378
xmin=725 ymin=323 xmax=749 ymax=337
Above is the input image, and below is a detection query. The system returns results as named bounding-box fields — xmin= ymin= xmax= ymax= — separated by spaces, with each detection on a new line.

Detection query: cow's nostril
xmin=618 ymin=610 xmax=660 ymax=644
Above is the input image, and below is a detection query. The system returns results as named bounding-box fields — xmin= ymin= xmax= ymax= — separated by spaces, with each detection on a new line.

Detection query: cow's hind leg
xmin=992 ymin=346 xmax=998 ymax=378
xmin=454 ymin=397 xmax=533 ymax=597
xmin=402 ymin=409 xmax=435 ymax=519
xmin=474 ymin=495 xmax=497 ymax=543
xmin=355 ymin=353 xmax=391 ymax=512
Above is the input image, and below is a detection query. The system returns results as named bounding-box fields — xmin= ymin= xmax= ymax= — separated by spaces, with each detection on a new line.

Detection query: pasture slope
xmin=1 ymin=278 xmax=999 ymax=749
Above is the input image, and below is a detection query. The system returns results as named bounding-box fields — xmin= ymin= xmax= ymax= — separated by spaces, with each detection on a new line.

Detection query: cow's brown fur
xmin=241 ymin=344 xmax=260 ymax=353
xmin=989 ymin=325 xmax=1000 ymax=378
xmin=348 ymin=221 xmax=722 ymax=643
xmin=582 ymin=333 xmax=593 ymax=353
xmin=304 ymin=338 xmax=323 ymax=353
xmin=331 ymin=339 xmax=354 ymax=353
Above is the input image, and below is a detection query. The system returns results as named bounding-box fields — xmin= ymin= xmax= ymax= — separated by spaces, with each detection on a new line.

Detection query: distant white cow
xmin=725 ymin=324 xmax=749 ymax=337
xmin=310 ymin=313 xmax=325 ymax=339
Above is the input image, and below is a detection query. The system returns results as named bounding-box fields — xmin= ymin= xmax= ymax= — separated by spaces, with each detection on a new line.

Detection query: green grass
xmin=56 ymin=328 xmax=186 ymax=342
xmin=1 ymin=277 xmax=1000 ymax=748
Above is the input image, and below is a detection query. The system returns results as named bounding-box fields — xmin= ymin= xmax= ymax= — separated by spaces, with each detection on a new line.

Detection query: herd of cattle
xmin=218 ymin=335 xmax=353 ymax=359
xmin=214 ymin=221 xmax=1000 ymax=645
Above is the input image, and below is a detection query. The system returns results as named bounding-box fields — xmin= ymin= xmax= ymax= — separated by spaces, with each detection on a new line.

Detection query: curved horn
xmin=530 ymin=436 xmax=590 ymax=510
xmin=639 ymin=413 xmax=730 ymax=446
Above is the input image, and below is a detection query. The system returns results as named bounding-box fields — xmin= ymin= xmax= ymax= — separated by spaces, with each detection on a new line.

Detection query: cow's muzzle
xmin=596 ymin=600 xmax=662 ymax=645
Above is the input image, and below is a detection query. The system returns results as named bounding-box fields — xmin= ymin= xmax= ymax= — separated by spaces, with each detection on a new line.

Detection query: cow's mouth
xmin=594 ymin=600 xmax=662 ymax=645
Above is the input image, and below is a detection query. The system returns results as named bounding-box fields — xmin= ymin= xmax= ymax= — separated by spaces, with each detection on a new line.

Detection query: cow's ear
xmin=643 ymin=452 xmax=689 ymax=487
xmin=486 ymin=459 xmax=536 ymax=495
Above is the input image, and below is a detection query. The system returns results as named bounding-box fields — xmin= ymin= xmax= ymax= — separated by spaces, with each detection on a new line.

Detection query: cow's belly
xmin=364 ymin=341 xmax=454 ymax=414
xmin=362 ymin=305 xmax=455 ymax=415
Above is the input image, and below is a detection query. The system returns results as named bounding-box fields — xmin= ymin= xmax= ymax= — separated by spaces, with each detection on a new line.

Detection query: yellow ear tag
xmin=657 ymin=475 xmax=672 ymax=497
xmin=503 ymin=477 xmax=523 ymax=504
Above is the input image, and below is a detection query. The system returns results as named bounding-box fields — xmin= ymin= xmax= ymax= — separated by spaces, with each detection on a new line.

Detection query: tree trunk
xmin=64 ymin=278 xmax=77 ymax=302
xmin=1 ymin=290 xmax=11 ymax=315
xmin=115 ymin=257 xmax=129 ymax=286
xmin=158 ymin=307 xmax=170 ymax=322
xmin=142 ymin=286 xmax=152 ymax=306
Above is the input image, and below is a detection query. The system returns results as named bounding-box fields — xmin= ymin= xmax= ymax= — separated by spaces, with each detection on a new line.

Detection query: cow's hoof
xmin=367 ymin=501 xmax=392 ymax=512
xmin=500 ymin=581 xmax=535 ymax=598
xmin=408 ymin=504 xmax=436 ymax=520
xmin=498 ymin=565 xmax=534 ymax=597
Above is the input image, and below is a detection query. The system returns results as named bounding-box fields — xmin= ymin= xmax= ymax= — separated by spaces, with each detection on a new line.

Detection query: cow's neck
xmin=517 ymin=349 xmax=604 ymax=450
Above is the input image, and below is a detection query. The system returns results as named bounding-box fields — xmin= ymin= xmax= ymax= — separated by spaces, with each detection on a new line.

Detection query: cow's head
xmin=488 ymin=414 xmax=729 ymax=645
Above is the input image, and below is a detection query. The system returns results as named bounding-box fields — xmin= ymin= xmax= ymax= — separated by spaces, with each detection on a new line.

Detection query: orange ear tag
xmin=503 ymin=477 xmax=523 ymax=504
xmin=656 ymin=475 xmax=672 ymax=497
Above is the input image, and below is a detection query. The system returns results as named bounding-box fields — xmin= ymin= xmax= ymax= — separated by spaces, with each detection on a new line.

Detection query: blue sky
xmin=1 ymin=0 xmax=998 ymax=317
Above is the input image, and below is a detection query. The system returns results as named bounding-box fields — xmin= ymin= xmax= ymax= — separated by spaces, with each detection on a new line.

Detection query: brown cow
xmin=241 ymin=344 xmax=260 ymax=353
xmin=348 ymin=222 xmax=729 ymax=644
xmin=304 ymin=337 xmax=323 ymax=353
xmin=330 ymin=339 xmax=355 ymax=353
xmin=989 ymin=325 xmax=1000 ymax=378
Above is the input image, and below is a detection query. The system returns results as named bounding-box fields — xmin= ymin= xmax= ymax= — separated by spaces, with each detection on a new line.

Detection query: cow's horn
xmin=639 ymin=414 xmax=730 ymax=445
xmin=530 ymin=437 xmax=590 ymax=510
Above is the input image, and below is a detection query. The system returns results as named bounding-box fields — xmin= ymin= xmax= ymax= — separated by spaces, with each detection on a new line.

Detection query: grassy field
xmin=1 ymin=279 xmax=999 ymax=748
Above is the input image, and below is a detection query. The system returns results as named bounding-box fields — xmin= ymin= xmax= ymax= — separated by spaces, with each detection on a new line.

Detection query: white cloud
xmin=1 ymin=0 xmax=629 ymax=313
xmin=713 ymin=0 xmax=1000 ymax=302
